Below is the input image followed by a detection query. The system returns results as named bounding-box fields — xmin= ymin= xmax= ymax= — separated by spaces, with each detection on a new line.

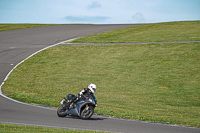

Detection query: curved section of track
xmin=0 ymin=25 xmax=199 ymax=133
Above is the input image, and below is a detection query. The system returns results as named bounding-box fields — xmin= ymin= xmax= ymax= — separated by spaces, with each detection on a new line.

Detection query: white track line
xmin=0 ymin=39 xmax=199 ymax=129
xmin=0 ymin=38 xmax=76 ymax=110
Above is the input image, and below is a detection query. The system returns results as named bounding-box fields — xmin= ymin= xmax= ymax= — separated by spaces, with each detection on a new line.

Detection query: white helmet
xmin=88 ymin=83 xmax=97 ymax=93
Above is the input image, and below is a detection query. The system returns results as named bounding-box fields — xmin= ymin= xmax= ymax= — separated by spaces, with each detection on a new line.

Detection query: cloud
xmin=1 ymin=0 xmax=199 ymax=24
xmin=88 ymin=1 xmax=101 ymax=10
xmin=132 ymin=12 xmax=145 ymax=23
xmin=65 ymin=16 xmax=110 ymax=23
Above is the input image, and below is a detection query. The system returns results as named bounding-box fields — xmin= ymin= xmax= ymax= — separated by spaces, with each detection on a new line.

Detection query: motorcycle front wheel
xmin=57 ymin=104 xmax=68 ymax=117
xmin=80 ymin=105 xmax=94 ymax=119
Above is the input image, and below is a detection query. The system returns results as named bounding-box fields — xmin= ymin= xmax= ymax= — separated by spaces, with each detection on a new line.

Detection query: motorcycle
xmin=57 ymin=94 xmax=96 ymax=119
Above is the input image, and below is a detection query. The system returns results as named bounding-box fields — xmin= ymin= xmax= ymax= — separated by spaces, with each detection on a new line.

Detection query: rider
xmin=66 ymin=83 xmax=97 ymax=109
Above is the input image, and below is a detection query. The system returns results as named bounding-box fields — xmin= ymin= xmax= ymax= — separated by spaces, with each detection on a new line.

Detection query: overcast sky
xmin=0 ymin=0 xmax=199 ymax=24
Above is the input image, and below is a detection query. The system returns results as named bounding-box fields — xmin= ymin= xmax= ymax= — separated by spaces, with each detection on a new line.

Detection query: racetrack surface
xmin=0 ymin=25 xmax=199 ymax=133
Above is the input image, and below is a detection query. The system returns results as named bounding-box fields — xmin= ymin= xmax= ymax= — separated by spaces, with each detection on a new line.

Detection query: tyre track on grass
xmin=60 ymin=40 xmax=200 ymax=46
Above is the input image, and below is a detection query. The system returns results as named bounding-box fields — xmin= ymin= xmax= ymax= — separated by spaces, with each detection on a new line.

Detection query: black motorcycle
xmin=57 ymin=94 xmax=96 ymax=119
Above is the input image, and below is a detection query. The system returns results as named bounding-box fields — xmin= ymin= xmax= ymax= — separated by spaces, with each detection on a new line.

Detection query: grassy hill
xmin=71 ymin=21 xmax=200 ymax=43
xmin=2 ymin=21 xmax=200 ymax=127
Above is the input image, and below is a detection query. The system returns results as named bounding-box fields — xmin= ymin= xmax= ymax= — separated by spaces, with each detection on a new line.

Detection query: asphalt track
xmin=0 ymin=25 xmax=199 ymax=133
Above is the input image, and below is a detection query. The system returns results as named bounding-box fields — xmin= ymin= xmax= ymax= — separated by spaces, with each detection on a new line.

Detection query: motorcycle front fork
xmin=63 ymin=102 xmax=75 ymax=110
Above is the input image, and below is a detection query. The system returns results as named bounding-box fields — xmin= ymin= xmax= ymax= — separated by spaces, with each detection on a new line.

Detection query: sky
xmin=0 ymin=0 xmax=199 ymax=24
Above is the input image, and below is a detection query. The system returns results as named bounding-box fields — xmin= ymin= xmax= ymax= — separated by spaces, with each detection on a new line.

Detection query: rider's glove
xmin=95 ymin=104 xmax=97 ymax=107
xmin=76 ymin=94 xmax=81 ymax=99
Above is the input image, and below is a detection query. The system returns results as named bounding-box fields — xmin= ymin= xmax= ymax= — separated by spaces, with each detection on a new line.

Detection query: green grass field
xmin=1 ymin=21 xmax=200 ymax=127
xmin=71 ymin=21 xmax=200 ymax=43
xmin=0 ymin=124 xmax=104 ymax=133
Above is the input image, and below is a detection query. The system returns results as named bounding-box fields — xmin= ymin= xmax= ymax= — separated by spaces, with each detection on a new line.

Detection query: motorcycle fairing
xmin=66 ymin=97 xmax=95 ymax=117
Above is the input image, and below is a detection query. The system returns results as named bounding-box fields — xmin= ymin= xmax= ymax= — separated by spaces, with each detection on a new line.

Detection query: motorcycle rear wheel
xmin=57 ymin=104 xmax=68 ymax=117
xmin=80 ymin=106 xmax=94 ymax=119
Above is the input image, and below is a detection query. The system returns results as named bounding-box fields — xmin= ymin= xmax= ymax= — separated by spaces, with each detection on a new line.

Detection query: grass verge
xmin=2 ymin=42 xmax=200 ymax=127
xmin=0 ymin=24 xmax=60 ymax=32
xmin=0 ymin=123 xmax=104 ymax=133
xmin=71 ymin=21 xmax=200 ymax=43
